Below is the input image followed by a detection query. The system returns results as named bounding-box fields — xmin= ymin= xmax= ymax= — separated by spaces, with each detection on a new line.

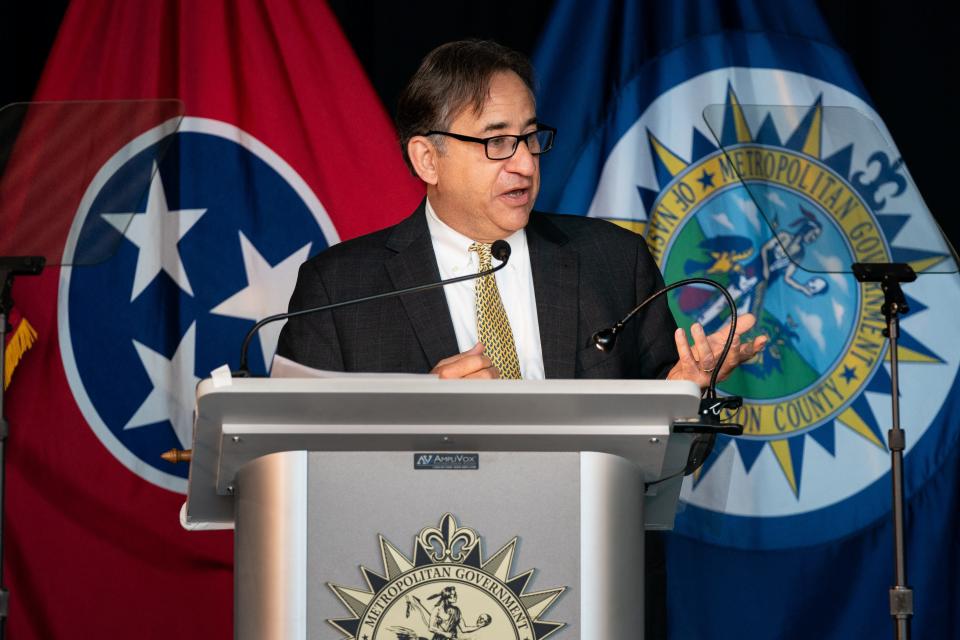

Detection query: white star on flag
xmin=211 ymin=231 xmax=312 ymax=371
xmin=124 ymin=322 xmax=201 ymax=449
xmin=101 ymin=163 xmax=206 ymax=302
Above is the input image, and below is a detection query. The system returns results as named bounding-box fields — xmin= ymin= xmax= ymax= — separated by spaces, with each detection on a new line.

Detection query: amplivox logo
xmin=414 ymin=453 xmax=480 ymax=470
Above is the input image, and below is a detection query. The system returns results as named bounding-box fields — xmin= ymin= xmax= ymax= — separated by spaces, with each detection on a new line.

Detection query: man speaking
xmin=276 ymin=39 xmax=765 ymax=382
xmin=274 ymin=40 xmax=766 ymax=638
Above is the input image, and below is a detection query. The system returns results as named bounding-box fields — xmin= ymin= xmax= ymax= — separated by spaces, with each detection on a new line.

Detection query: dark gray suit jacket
xmin=276 ymin=200 xmax=679 ymax=379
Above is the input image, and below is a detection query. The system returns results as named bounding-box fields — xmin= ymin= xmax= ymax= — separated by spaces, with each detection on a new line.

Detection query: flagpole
xmin=0 ymin=258 xmax=44 ymax=640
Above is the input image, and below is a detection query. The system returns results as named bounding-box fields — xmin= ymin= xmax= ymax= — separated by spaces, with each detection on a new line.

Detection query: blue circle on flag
xmin=61 ymin=122 xmax=334 ymax=490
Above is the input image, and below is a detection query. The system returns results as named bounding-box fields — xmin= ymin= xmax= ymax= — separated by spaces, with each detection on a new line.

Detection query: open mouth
xmin=501 ymin=187 xmax=530 ymax=202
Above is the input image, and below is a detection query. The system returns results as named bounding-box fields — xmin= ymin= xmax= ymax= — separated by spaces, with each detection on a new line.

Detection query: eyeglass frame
xmin=421 ymin=125 xmax=557 ymax=160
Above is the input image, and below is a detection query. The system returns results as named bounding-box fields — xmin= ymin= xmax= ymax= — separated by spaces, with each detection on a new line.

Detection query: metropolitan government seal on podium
xmin=328 ymin=514 xmax=566 ymax=640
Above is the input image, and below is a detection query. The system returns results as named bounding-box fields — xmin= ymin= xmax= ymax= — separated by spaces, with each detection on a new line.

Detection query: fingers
xmin=673 ymin=327 xmax=696 ymax=364
xmin=690 ymin=323 xmax=716 ymax=372
xmin=431 ymin=343 xmax=501 ymax=379
xmin=707 ymin=313 xmax=767 ymax=363
xmin=435 ymin=354 xmax=497 ymax=379
xmin=711 ymin=312 xmax=757 ymax=343
xmin=737 ymin=334 xmax=768 ymax=361
xmin=464 ymin=341 xmax=485 ymax=355
xmin=674 ymin=315 xmax=770 ymax=387
xmin=668 ymin=328 xmax=710 ymax=386
xmin=465 ymin=365 xmax=500 ymax=379
xmin=433 ymin=341 xmax=483 ymax=369
xmin=733 ymin=312 xmax=757 ymax=335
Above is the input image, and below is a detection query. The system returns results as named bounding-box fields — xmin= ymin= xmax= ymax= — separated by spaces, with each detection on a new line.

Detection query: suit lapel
xmin=384 ymin=202 xmax=460 ymax=368
xmin=527 ymin=213 xmax=579 ymax=379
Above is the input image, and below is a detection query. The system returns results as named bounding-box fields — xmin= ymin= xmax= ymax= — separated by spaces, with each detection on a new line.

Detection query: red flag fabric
xmin=4 ymin=1 xmax=422 ymax=638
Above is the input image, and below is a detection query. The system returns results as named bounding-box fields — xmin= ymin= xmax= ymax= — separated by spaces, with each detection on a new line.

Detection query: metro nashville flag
xmin=534 ymin=0 xmax=960 ymax=638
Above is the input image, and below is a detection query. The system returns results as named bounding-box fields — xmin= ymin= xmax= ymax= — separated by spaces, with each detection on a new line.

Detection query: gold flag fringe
xmin=5 ymin=316 xmax=38 ymax=390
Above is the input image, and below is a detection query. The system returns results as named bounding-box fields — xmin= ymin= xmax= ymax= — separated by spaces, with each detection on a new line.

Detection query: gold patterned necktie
xmin=469 ymin=242 xmax=522 ymax=379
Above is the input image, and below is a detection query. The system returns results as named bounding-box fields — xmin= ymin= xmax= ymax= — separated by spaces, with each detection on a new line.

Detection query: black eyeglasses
xmin=423 ymin=125 xmax=556 ymax=160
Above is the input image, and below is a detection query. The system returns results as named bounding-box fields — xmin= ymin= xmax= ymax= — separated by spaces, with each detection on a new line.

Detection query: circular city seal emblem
xmin=328 ymin=514 xmax=566 ymax=640
xmin=588 ymin=68 xmax=960 ymax=549
xmin=649 ymin=95 xmax=891 ymax=456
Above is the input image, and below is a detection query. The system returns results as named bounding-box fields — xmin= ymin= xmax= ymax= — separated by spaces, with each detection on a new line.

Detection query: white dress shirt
xmin=425 ymin=199 xmax=546 ymax=379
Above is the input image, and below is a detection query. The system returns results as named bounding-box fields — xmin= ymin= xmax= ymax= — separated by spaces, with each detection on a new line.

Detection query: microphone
xmin=236 ymin=239 xmax=512 ymax=375
xmin=591 ymin=277 xmax=737 ymax=398
xmin=490 ymin=239 xmax=510 ymax=262
xmin=592 ymin=277 xmax=746 ymax=479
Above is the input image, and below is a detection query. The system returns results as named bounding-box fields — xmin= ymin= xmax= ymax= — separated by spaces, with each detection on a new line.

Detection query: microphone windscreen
xmin=491 ymin=239 xmax=511 ymax=262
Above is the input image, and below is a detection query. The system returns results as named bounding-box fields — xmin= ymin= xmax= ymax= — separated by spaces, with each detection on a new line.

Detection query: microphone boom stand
xmin=852 ymin=261 xmax=916 ymax=640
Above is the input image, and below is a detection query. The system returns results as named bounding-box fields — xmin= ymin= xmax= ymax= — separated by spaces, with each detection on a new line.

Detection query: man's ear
xmin=407 ymin=136 xmax=439 ymax=185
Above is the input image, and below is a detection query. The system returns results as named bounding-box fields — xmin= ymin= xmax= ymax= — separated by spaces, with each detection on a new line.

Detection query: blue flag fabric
xmin=534 ymin=1 xmax=960 ymax=638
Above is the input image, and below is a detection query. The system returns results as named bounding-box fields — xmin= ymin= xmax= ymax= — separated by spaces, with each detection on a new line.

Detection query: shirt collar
xmin=424 ymin=197 xmax=528 ymax=270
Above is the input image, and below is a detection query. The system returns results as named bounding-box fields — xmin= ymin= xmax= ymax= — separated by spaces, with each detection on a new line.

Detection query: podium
xmin=185 ymin=377 xmax=701 ymax=640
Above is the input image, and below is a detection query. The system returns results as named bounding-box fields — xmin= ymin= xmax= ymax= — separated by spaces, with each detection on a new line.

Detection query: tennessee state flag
xmin=4 ymin=1 xmax=422 ymax=638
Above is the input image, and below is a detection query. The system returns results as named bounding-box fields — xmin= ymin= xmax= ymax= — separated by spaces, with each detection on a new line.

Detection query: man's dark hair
xmin=396 ymin=40 xmax=535 ymax=174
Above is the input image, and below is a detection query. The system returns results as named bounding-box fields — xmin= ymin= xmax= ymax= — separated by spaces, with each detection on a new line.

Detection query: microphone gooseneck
xmin=236 ymin=240 xmax=513 ymax=375
xmin=596 ymin=277 xmax=747 ymax=481
xmin=591 ymin=277 xmax=738 ymax=399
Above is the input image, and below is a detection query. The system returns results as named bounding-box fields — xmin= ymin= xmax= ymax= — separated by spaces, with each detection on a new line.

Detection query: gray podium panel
xmin=235 ymin=450 xmax=648 ymax=640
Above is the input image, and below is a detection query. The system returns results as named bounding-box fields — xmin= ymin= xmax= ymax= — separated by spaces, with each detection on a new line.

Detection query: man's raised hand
xmin=667 ymin=312 xmax=768 ymax=388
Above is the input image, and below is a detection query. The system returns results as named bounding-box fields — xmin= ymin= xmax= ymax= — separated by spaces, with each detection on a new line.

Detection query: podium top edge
xmin=197 ymin=377 xmax=701 ymax=399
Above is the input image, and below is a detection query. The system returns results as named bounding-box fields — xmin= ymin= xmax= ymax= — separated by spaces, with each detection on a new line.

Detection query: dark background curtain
xmin=3 ymin=1 xmax=957 ymax=248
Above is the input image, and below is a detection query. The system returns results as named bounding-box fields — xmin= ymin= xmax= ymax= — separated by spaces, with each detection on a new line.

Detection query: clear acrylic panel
xmin=0 ymin=100 xmax=184 ymax=266
xmin=701 ymin=103 xmax=958 ymax=274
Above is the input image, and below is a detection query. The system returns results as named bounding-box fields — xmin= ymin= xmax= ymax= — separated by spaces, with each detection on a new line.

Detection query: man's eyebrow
xmin=480 ymin=117 xmax=539 ymax=134
xmin=481 ymin=121 xmax=510 ymax=133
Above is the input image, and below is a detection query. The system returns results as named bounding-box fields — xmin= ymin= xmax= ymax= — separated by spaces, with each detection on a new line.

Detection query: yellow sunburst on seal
xmin=328 ymin=514 xmax=566 ymax=640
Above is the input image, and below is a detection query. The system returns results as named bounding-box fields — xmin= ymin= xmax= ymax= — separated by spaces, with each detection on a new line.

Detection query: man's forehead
xmin=456 ymin=103 xmax=538 ymax=135
xmin=452 ymin=71 xmax=536 ymax=132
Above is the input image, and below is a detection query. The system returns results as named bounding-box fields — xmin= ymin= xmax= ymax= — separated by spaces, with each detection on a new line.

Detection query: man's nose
xmin=504 ymin=139 xmax=537 ymax=175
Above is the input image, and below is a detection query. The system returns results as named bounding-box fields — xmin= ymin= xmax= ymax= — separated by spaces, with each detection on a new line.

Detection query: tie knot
xmin=469 ymin=242 xmax=493 ymax=268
